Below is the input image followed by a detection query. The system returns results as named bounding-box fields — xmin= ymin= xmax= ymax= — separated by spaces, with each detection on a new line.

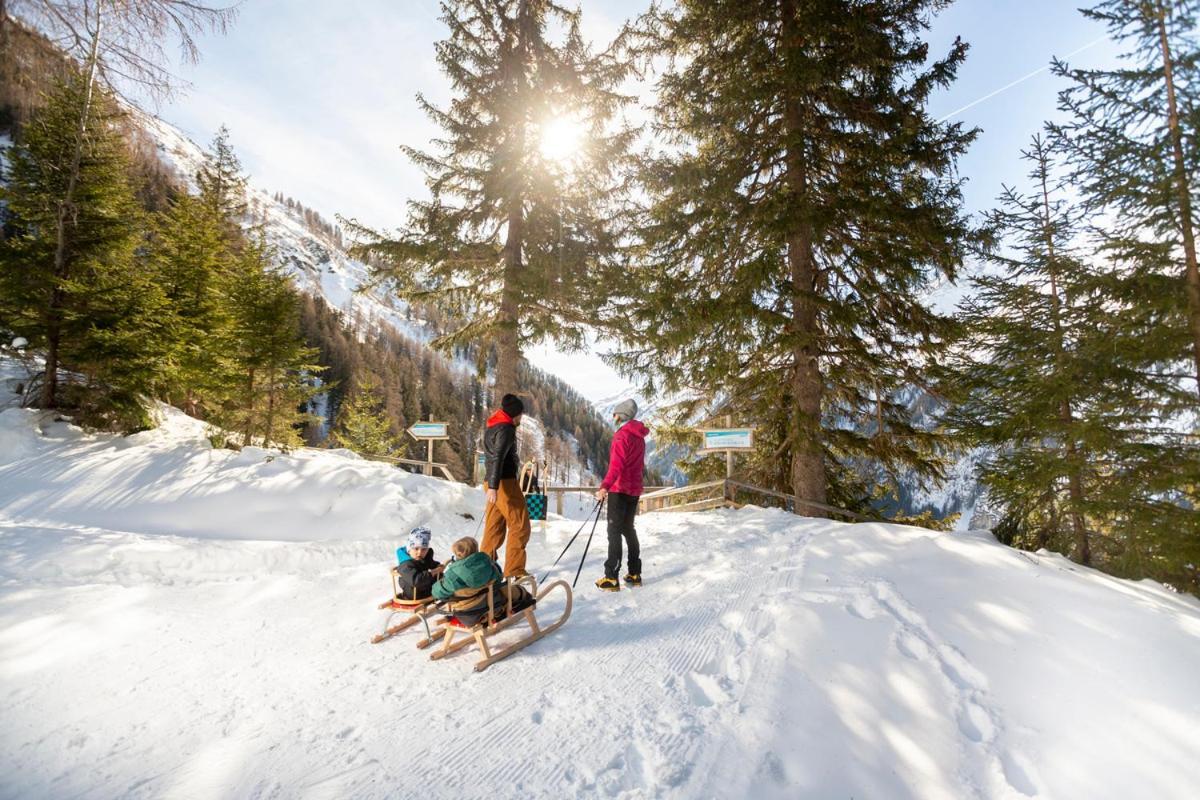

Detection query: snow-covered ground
xmin=2 ymin=408 xmax=1199 ymax=799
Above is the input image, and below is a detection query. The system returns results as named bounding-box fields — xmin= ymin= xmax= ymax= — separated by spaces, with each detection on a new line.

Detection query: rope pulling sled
xmin=370 ymin=500 xmax=603 ymax=670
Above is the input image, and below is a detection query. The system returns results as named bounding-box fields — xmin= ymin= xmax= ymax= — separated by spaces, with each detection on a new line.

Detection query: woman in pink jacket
xmin=594 ymin=399 xmax=650 ymax=591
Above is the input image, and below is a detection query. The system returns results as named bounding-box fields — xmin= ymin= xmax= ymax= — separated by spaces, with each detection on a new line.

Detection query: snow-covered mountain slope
xmin=134 ymin=111 xmax=438 ymax=350
xmin=132 ymin=111 xmax=607 ymax=480
xmin=1 ymin=407 xmax=1198 ymax=799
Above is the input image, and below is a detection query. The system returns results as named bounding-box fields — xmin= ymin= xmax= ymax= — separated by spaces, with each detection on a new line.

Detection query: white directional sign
xmin=408 ymin=421 xmax=450 ymax=440
xmin=698 ymin=428 xmax=755 ymax=452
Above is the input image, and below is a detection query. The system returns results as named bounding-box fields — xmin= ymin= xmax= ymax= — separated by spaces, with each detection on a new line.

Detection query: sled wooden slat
xmin=371 ymin=613 xmax=424 ymax=644
xmin=427 ymin=579 xmax=573 ymax=672
xmin=416 ymin=624 xmax=451 ymax=650
xmin=372 ymin=592 xmax=437 ymax=644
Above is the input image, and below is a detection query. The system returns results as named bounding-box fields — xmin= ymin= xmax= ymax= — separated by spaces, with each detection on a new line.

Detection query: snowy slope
xmin=2 ymin=408 xmax=1199 ymax=799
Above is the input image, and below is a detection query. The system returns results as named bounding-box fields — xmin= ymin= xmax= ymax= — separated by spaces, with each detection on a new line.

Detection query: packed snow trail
xmin=2 ymin=409 xmax=1199 ymax=799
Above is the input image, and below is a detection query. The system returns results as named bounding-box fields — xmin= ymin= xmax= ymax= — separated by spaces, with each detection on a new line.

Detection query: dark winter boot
xmin=595 ymin=576 xmax=620 ymax=592
xmin=623 ymin=574 xmax=642 ymax=587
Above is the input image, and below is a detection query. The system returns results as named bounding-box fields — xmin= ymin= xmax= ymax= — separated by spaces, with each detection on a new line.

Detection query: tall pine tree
xmin=149 ymin=192 xmax=232 ymax=417
xmin=0 ymin=73 xmax=169 ymax=430
xmin=945 ymin=136 xmax=1100 ymax=563
xmin=1051 ymin=0 xmax=1200 ymax=400
xmin=947 ymin=136 xmax=1199 ymax=589
xmin=225 ymin=236 xmax=320 ymax=449
xmin=345 ymin=0 xmax=634 ymax=397
xmin=621 ymin=0 xmax=976 ymax=514
xmin=196 ymin=124 xmax=248 ymax=224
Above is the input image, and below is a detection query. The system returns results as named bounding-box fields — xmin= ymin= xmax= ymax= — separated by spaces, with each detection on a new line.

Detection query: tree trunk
xmin=496 ymin=198 xmax=523 ymax=399
xmin=40 ymin=305 xmax=63 ymax=408
xmin=242 ymin=368 xmax=255 ymax=447
xmin=264 ymin=368 xmax=276 ymax=449
xmin=43 ymin=3 xmax=104 ymax=409
xmin=781 ymin=0 xmax=827 ymax=517
xmin=493 ymin=3 xmax=530 ymax=401
xmin=1039 ymin=151 xmax=1091 ymax=565
xmin=1155 ymin=2 xmax=1200 ymax=400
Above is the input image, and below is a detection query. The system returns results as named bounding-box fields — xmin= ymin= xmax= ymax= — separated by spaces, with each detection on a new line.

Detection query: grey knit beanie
xmin=613 ymin=399 xmax=638 ymax=422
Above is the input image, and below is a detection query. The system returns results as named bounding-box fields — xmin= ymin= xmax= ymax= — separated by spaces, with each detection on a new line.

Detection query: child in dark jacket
xmin=395 ymin=527 xmax=443 ymax=601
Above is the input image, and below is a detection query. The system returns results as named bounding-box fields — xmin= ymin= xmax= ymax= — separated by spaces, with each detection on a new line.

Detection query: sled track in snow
xmin=400 ymin=515 xmax=817 ymax=798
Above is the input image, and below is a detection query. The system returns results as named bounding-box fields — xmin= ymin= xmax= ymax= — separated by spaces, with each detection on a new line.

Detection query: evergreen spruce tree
xmin=196 ymin=124 xmax=248 ymax=224
xmin=225 ymin=237 xmax=320 ymax=449
xmin=1051 ymin=0 xmax=1200 ymax=400
xmin=945 ymin=137 xmax=1101 ymax=563
xmin=622 ymin=0 xmax=976 ymax=514
xmin=344 ymin=0 xmax=634 ymax=397
xmin=327 ymin=373 xmax=403 ymax=455
xmin=947 ymin=136 xmax=1199 ymax=588
xmin=0 ymin=73 xmax=169 ymax=430
xmin=149 ymin=192 xmax=233 ymax=417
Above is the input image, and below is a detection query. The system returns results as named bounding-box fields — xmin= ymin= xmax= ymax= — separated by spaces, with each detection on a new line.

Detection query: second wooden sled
xmin=416 ymin=577 xmax=573 ymax=672
xmin=372 ymin=566 xmax=438 ymax=644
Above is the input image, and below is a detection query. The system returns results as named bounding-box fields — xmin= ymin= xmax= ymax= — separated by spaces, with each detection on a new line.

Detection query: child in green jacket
xmin=432 ymin=537 xmax=503 ymax=601
xmin=432 ymin=537 xmax=531 ymax=624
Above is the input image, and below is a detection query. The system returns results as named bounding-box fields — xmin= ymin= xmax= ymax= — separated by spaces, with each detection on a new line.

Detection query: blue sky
xmin=148 ymin=0 xmax=1124 ymax=402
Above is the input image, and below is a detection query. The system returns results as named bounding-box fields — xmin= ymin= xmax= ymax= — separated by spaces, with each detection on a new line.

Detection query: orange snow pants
xmin=481 ymin=477 xmax=532 ymax=577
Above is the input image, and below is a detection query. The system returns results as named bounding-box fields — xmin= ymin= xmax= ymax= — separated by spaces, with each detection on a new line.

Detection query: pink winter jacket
xmin=601 ymin=420 xmax=650 ymax=497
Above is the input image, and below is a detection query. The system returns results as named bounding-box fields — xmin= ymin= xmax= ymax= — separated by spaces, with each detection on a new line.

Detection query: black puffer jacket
xmin=484 ymin=409 xmax=520 ymax=489
xmin=396 ymin=550 xmax=441 ymax=601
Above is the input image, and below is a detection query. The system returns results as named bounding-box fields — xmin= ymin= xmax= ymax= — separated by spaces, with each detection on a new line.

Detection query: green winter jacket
xmin=432 ymin=552 xmax=502 ymax=601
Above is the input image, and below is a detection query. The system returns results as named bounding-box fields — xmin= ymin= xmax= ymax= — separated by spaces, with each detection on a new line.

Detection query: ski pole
xmin=572 ymin=498 xmax=606 ymax=589
xmin=540 ymin=498 xmax=603 ymax=584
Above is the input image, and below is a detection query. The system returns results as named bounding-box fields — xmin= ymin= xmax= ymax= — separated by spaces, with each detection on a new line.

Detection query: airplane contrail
xmin=938 ymin=34 xmax=1110 ymax=123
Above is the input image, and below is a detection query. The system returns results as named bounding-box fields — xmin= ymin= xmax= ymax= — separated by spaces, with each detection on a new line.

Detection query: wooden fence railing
xmin=543 ymin=485 xmax=673 ymax=516
xmin=360 ymin=452 xmax=456 ymax=481
xmin=351 ymin=455 xmax=867 ymax=522
xmin=639 ymin=478 xmax=871 ymax=522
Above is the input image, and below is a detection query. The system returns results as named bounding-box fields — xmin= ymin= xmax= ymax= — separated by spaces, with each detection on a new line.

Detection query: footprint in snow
xmin=895 ymin=630 xmax=933 ymax=661
xmin=1001 ymin=750 xmax=1040 ymax=796
xmin=956 ymin=699 xmax=995 ymax=744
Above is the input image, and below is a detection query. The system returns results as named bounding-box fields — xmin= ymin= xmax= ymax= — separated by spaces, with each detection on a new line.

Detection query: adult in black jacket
xmin=481 ymin=393 xmax=532 ymax=577
xmin=395 ymin=527 xmax=443 ymax=600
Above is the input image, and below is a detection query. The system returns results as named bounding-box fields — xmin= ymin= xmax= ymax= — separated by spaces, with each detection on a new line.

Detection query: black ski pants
xmin=603 ymin=491 xmax=641 ymax=579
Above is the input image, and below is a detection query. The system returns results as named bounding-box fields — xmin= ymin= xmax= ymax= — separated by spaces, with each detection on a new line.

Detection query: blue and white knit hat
xmin=407 ymin=527 xmax=432 ymax=550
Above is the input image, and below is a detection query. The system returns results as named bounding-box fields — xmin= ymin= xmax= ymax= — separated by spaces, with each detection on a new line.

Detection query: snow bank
xmin=0 ymin=406 xmax=481 ymax=550
xmin=1 ymin=409 xmax=1198 ymax=799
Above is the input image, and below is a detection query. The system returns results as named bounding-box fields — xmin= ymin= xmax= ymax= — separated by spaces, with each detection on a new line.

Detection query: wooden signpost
xmin=408 ymin=421 xmax=450 ymax=477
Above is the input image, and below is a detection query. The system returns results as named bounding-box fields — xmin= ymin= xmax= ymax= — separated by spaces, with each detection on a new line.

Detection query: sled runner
xmin=416 ymin=575 xmax=573 ymax=672
xmin=372 ymin=567 xmax=438 ymax=644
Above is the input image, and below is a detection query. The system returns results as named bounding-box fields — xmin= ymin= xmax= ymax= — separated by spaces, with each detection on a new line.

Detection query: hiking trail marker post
xmin=696 ymin=417 xmax=756 ymax=479
xmin=408 ymin=421 xmax=450 ymax=477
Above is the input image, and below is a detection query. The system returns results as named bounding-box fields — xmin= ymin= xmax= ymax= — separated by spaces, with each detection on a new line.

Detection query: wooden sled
xmin=372 ymin=567 xmax=437 ymax=644
xmin=416 ymin=576 xmax=573 ymax=672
